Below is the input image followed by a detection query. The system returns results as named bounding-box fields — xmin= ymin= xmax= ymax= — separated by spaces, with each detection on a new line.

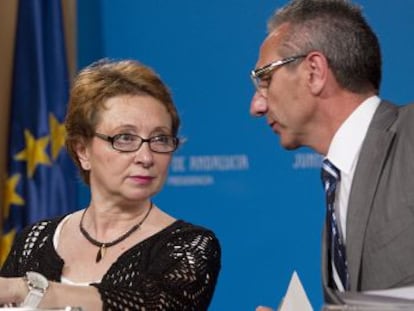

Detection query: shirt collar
xmin=326 ymin=95 xmax=381 ymax=175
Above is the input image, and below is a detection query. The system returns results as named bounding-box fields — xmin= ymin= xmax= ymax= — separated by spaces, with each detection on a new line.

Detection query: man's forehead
xmin=259 ymin=24 xmax=290 ymax=60
xmin=258 ymin=33 xmax=283 ymax=64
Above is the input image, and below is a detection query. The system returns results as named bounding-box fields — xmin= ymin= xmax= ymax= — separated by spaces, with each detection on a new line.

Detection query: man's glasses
xmin=94 ymin=132 xmax=179 ymax=153
xmin=250 ymin=54 xmax=306 ymax=97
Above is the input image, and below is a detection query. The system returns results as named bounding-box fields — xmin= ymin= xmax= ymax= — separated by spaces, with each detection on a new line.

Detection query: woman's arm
xmin=0 ymin=276 xmax=102 ymax=310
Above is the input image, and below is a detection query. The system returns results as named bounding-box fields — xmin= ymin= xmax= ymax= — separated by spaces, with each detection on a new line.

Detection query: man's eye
xmin=258 ymin=76 xmax=271 ymax=87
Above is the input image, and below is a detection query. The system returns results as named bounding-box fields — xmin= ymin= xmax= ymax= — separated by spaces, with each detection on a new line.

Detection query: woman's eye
xmin=151 ymin=135 xmax=166 ymax=142
xmin=117 ymin=134 xmax=136 ymax=142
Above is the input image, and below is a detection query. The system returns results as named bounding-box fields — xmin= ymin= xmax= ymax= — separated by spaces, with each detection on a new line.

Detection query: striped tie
xmin=321 ymin=159 xmax=349 ymax=290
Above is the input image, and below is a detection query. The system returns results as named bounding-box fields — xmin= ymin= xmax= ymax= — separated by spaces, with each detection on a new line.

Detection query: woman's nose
xmin=133 ymin=141 xmax=154 ymax=167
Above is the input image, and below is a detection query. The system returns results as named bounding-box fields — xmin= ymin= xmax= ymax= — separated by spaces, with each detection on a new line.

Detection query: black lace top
xmin=0 ymin=217 xmax=221 ymax=310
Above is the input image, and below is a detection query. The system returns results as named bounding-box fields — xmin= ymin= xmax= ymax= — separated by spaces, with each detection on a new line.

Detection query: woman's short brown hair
xmin=64 ymin=59 xmax=180 ymax=185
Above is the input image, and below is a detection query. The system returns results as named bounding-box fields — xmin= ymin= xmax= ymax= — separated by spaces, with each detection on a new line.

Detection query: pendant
xmin=96 ymin=244 xmax=106 ymax=263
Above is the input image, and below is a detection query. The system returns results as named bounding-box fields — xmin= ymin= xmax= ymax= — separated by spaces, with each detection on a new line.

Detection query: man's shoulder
xmin=374 ymin=100 xmax=414 ymax=129
xmin=380 ymin=100 xmax=414 ymax=112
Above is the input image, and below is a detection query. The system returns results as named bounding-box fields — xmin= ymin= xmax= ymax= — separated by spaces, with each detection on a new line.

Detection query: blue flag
xmin=1 ymin=0 xmax=78 ymax=264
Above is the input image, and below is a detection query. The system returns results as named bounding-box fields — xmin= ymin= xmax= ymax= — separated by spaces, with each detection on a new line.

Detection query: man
xmin=250 ymin=0 xmax=414 ymax=307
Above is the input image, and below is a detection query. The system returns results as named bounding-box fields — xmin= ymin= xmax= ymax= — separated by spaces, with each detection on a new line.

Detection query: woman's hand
xmin=0 ymin=277 xmax=27 ymax=306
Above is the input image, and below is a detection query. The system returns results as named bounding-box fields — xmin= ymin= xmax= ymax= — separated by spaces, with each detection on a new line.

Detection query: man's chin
xmin=283 ymin=144 xmax=300 ymax=151
xmin=279 ymin=137 xmax=300 ymax=151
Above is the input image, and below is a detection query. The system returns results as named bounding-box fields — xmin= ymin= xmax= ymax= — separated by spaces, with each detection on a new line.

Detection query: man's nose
xmin=250 ymin=92 xmax=268 ymax=117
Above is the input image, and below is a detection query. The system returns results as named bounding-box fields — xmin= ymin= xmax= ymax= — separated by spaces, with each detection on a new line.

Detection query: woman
xmin=0 ymin=59 xmax=221 ymax=310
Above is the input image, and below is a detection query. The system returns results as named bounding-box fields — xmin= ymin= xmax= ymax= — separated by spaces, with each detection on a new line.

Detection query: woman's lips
xmin=129 ymin=175 xmax=154 ymax=184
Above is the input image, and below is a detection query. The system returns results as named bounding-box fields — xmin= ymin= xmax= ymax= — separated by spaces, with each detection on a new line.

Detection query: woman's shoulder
xmin=25 ymin=215 xmax=66 ymax=230
xmin=4 ymin=215 xmax=70 ymax=268
xmin=155 ymin=220 xmax=221 ymax=254
xmin=165 ymin=220 xmax=218 ymax=238
xmin=17 ymin=215 xmax=68 ymax=242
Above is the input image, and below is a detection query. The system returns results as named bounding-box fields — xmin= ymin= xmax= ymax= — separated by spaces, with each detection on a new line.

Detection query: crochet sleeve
xmin=0 ymin=219 xmax=63 ymax=280
xmin=92 ymin=225 xmax=221 ymax=311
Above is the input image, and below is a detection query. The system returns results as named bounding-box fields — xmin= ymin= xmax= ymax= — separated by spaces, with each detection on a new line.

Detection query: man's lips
xmin=268 ymin=120 xmax=281 ymax=133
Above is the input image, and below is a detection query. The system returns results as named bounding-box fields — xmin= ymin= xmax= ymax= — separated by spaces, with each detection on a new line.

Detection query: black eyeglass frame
xmin=250 ymin=54 xmax=307 ymax=95
xmin=94 ymin=132 xmax=179 ymax=153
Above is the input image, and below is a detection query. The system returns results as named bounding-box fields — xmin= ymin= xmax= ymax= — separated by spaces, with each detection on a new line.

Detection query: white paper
xmin=278 ymin=271 xmax=314 ymax=311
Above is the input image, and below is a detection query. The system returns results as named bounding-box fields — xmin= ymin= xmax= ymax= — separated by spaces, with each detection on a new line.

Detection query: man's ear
xmin=305 ymin=52 xmax=329 ymax=95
